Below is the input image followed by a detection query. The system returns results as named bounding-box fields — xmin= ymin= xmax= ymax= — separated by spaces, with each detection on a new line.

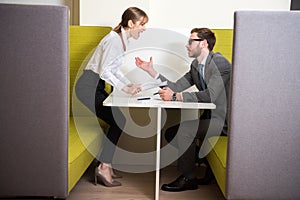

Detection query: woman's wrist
xmin=149 ymin=69 xmax=158 ymax=78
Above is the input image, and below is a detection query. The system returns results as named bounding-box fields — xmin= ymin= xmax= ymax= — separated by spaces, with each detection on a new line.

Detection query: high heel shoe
xmin=94 ymin=167 xmax=121 ymax=187
xmin=97 ymin=162 xmax=123 ymax=179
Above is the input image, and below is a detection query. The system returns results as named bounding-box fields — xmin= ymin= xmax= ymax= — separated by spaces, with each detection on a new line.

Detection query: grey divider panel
xmin=0 ymin=4 xmax=69 ymax=198
xmin=227 ymin=11 xmax=300 ymax=200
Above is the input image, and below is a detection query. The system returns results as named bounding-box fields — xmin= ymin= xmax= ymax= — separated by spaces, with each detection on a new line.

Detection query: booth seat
xmin=205 ymin=136 xmax=228 ymax=196
xmin=0 ymin=4 xmax=112 ymax=198
xmin=68 ymin=25 xmax=112 ymax=192
xmin=204 ymin=11 xmax=300 ymax=200
xmin=198 ymin=29 xmax=232 ymax=197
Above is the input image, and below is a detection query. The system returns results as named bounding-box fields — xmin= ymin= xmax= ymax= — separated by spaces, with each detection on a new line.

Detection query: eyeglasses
xmin=188 ymin=38 xmax=204 ymax=45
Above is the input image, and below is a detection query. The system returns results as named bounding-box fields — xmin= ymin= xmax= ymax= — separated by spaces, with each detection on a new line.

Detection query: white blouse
xmin=85 ymin=28 xmax=130 ymax=91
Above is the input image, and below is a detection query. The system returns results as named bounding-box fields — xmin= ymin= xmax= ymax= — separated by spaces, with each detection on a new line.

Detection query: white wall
xmin=1 ymin=0 xmax=291 ymax=32
xmin=80 ymin=0 xmax=150 ymax=27
xmin=80 ymin=0 xmax=291 ymax=29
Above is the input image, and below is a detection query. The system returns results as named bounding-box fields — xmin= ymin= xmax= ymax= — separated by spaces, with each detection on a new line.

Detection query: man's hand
xmin=158 ymin=87 xmax=174 ymax=101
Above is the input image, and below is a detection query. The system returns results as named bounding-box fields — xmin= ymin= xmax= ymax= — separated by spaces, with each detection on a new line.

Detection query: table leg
xmin=155 ymin=107 xmax=161 ymax=200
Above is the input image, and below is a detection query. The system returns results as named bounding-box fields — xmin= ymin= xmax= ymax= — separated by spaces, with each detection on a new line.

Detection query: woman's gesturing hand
xmin=135 ymin=57 xmax=158 ymax=78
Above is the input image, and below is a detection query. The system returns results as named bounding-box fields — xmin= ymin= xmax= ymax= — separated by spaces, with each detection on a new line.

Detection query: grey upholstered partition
xmin=226 ymin=11 xmax=300 ymax=199
xmin=0 ymin=4 xmax=68 ymax=198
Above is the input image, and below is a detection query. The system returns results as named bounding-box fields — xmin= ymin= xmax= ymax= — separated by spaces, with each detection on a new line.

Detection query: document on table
xmin=141 ymin=80 xmax=167 ymax=91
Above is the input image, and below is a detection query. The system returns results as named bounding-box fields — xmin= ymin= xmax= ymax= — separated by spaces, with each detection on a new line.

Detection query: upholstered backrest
xmin=0 ymin=4 xmax=68 ymax=197
xmin=226 ymin=11 xmax=300 ymax=199
xmin=212 ymin=29 xmax=233 ymax=62
xmin=69 ymin=26 xmax=111 ymax=116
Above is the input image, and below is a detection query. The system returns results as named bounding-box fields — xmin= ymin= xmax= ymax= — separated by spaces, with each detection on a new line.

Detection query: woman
xmin=75 ymin=7 xmax=149 ymax=187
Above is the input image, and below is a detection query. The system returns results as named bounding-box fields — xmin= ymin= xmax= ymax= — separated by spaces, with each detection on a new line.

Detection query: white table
xmin=103 ymin=91 xmax=216 ymax=200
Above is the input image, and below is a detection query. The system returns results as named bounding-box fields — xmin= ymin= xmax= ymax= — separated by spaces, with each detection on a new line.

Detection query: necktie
xmin=198 ymin=64 xmax=206 ymax=89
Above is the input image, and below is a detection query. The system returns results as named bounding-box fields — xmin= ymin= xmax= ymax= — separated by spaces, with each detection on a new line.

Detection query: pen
xmin=137 ymin=97 xmax=151 ymax=100
xmin=153 ymin=92 xmax=159 ymax=95
xmin=159 ymin=84 xmax=168 ymax=89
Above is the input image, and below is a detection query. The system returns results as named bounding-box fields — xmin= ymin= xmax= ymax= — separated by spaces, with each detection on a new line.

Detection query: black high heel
xmin=94 ymin=167 xmax=121 ymax=187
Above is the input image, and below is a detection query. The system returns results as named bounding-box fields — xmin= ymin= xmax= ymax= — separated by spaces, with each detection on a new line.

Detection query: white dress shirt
xmin=85 ymin=28 xmax=130 ymax=91
xmin=200 ymin=55 xmax=208 ymax=79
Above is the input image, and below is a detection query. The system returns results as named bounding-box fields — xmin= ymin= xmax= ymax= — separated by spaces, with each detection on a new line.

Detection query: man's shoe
xmin=161 ymin=175 xmax=198 ymax=192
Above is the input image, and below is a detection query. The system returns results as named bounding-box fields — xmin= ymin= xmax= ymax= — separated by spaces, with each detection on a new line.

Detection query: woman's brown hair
xmin=113 ymin=7 xmax=148 ymax=33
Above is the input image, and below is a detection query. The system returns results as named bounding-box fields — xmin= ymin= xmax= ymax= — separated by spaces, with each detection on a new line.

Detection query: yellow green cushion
xmin=68 ymin=117 xmax=104 ymax=192
xmin=206 ymin=136 xmax=228 ymax=197
xmin=212 ymin=29 xmax=233 ymax=62
xmin=69 ymin=26 xmax=112 ymax=115
xmin=68 ymin=26 xmax=112 ymax=192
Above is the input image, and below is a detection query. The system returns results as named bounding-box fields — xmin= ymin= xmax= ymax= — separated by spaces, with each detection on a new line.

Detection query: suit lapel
xmin=203 ymin=51 xmax=215 ymax=83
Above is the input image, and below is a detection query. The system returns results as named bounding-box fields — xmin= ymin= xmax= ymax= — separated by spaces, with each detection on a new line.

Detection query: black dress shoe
xmin=161 ymin=175 xmax=198 ymax=192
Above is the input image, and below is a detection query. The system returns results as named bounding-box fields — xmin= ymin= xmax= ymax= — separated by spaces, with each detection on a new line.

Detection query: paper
xmin=141 ymin=80 xmax=167 ymax=91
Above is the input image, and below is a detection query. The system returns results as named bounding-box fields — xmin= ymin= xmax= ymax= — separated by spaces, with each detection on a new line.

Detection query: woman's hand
xmin=135 ymin=57 xmax=153 ymax=71
xmin=122 ymin=84 xmax=141 ymax=95
xmin=135 ymin=57 xmax=158 ymax=78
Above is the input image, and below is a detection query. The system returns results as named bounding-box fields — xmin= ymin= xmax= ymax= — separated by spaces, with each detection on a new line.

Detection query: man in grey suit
xmin=135 ymin=27 xmax=231 ymax=192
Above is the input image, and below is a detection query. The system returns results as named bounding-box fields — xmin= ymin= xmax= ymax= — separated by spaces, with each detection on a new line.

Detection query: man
xmin=135 ymin=28 xmax=231 ymax=192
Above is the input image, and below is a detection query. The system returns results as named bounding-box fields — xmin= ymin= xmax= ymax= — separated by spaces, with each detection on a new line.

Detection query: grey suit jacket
xmin=158 ymin=51 xmax=231 ymax=134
